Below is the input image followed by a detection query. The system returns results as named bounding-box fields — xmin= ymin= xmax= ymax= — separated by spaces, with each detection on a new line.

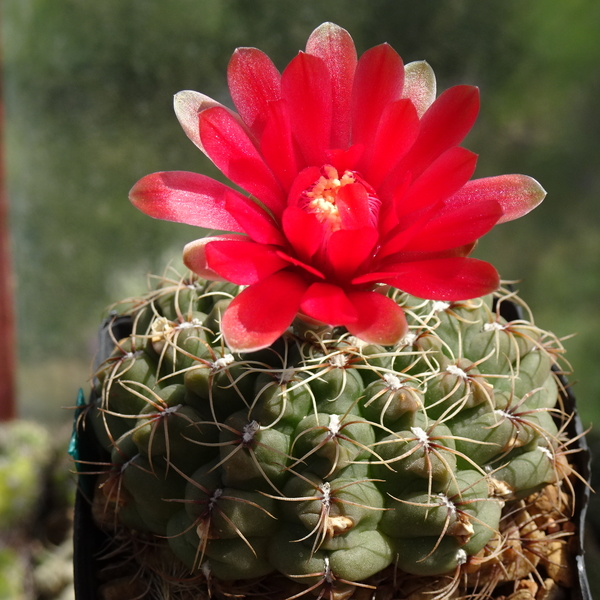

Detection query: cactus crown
xmin=83 ymin=267 xmax=574 ymax=600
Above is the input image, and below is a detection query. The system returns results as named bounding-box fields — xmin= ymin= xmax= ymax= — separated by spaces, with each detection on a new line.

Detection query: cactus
xmin=80 ymin=21 xmax=582 ymax=600
xmin=81 ymin=269 xmax=577 ymax=599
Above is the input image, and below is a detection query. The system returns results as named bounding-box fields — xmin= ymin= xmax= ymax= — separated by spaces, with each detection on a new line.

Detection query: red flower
xmin=130 ymin=23 xmax=545 ymax=353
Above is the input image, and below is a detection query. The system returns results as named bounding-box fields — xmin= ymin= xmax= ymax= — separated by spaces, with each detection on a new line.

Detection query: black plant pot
xmin=72 ymin=314 xmax=132 ymax=600
xmin=71 ymin=303 xmax=593 ymax=600
xmin=553 ymin=369 xmax=592 ymax=600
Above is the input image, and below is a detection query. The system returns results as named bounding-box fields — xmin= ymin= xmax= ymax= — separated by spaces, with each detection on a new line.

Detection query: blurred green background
xmin=3 ymin=0 xmax=600 ymax=430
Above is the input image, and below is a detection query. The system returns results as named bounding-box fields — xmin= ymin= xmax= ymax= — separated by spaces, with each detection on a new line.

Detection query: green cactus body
xmin=87 ymin=271 xmax=571 ymax=599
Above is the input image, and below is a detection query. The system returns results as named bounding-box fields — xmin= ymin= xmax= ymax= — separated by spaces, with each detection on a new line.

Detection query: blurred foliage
xmin=2 ymin=0 xmax=600 ymax=430
xmin=0 ymin=421 xmax=75 ymax=600
xmin=0 ymin=421 xmax=51 ymax=529
xmin=0 ymin=547 xmax=26 ymax=600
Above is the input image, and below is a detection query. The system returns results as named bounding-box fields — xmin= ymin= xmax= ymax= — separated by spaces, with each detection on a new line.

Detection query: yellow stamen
xmin=304 ymin=166 xmax=356 ymax=232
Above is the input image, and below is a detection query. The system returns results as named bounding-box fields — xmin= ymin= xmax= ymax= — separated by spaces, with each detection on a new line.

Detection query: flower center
xmin=303 ymin=165 xmax=356 ymax=233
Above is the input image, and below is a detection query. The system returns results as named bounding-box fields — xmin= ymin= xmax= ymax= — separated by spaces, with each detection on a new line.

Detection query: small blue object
xmin=68 ymin=388 xmax=87 ymax=467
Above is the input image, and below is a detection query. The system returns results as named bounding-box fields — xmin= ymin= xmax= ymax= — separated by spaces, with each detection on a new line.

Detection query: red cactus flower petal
xmin=345 ymin=291 xmax=408 ymax=346
xmin=222 ymin=271 xmax=309 ymax=352
xmin=359 ymin=98 xmax=420 ymax=188
xmin=373 ymin=257 xmax=500 ymax=300
xmin=351 ymin=44 xmax=404 ymax=148
xmin=204 ymin=239 xmax=288 ymax=285
xmin=327 ymin=226 xmax=378 ymax=280
xmin=378 ymin=243 xmax=477 ymax=266
xmin=260 ymin=99 xmax=300 ymax=190
xmin=287 ymin=166 xmax=323 ymax=207
xmin=227 ymin=47 xmax=282 ymax=139
xmin=306 ymin=22 xmax=357 ymax=149
xmin=377 ymin=147 xmax=477 ymax=256
xmin=281 ymin=52 xmax=333 ymax=167
xmin=199 ymin=106 xmax=286 ymax=215
xmin=336 ymin=182 xmax=375 ymax=230
xmin=326 ymin=145 xmax=364 ymax=173
xmin=378 ymin=202 xmax=442 ymax=258
xmin=129 ymin=171 xmax=242 ymax=231
xmin=406 ymin=84 xmax=480 ymax=174
xmin=395 ymin=147 xmax=478 ymax=218
xmin=300 ymin=283 xmax=358 ymax=325
xmin=224 ymin=193 xmax=286 ymax=246
xmin=173 ymin=90 xmax=227 ymax=155
xmin=275 ymin=250 xmax=326 ymax=280
xmin=377 ymin=172 xmax=412 ymax=239
xmin=282 ymin=206 xmax=323 ymax=263
xmin=183 ymin=235 xmax=242 ymax=281
xmin=401 ymin=61 xmax=436 ymax=118
xmin=402 ymin=198 xmax=503 ymax=253
xmin=448 ymin=174 xmax=547 ymax=224
xmin=382 ymin=85 xmax=480 ymax=195
xmin=353 ymin=243 xmax=480 ymax=284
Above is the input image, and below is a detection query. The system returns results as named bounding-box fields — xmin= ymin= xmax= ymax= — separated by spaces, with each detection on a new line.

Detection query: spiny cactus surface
xmin=83 ymin=268 xmax=575 ymax=600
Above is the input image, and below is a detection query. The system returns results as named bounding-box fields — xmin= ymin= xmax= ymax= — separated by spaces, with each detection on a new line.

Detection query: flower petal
xmin=345 ymin=291 xmax=408 ymax=346
xmin=282 ymin=206 xmax=323 ymax=263
xmin=402 ymin=199 xmax=503 ymax=252
xmin=326 ymin=145 xmax=364 ymax=173
xmin=327 ymin=226 xmax=379 ymax=281
xmin=402 ymin=61 xmax=436 ymax=118
xmin=129 ymin=171 xmax=243 ymax=231
xmin=260 ymin=99 xmax=300 ymax=190
xmin=205 ymin=239 xmax=288 ymax=285
xmin=374 ymin=257 xmax=500 ymax=300
xmin=306 ymin=22 xmax=357 ymax=149
xmin=199 ymin=106 xmax=286 ymax=215
xmin=224 ymin=193 xmax=286 ymax=246
xmin=377 ymin=202 xmax=442 ymax=258
xmin=281 ymin=52 xmax=333 ymax=166
xmin=377 ymin=244 xmax=477 ymax=267
xmin=288 ymin=166 xmax=323 ymax=207
xmin=300 ymin=283 xmax=358 ymax=325
xmin=227 ymin=47 xmax=282 ymax=139
xmin=447 ymin=175 xmax=547 ymax=224
xmin=382 ymin=85 xmax=480 ymax=194
xmin=351 ymin=44 xmax=404 ymax=148
xmin=360 ymin=98 xmax=420 ymax=188
xmin=351 ymin=245 xmax=477 ymax=285
xmin=222 ymin=271 xmax=308 ymax=352
xmin=275 ymin=250 xmax=326 ymax=280
xmin=396 ymin=147 xmax=478 ymax=218
xmin=336 ymin=183 xmax=376 ymax=230
xmin=174 ymin=90 xmax=228 ymax=154
xmin=407 ymin=85 xmax=480 ymax=175
xmin=183 ymin=235 xmax=243 ymax=281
